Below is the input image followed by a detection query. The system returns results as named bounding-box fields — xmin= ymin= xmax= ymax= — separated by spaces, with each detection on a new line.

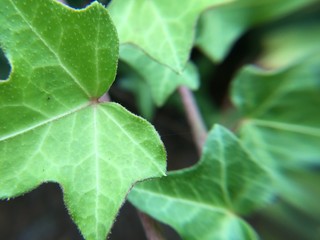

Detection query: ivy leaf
xmin=119 ymin=73 xmax=156 ymax=120
xmin=232 ymin=54 xmax=320 ymax=168
xmin=232 ymin=54 xmax=320 ymax=214
xmin=108 ymin=0 xmax=234 ymax=72
xmin=129 ymin=125 xmax=272 ymax=240
xmin=0 ymin=1 xmax=166 ymax=239
xmin=120 ymin=44 xmax=199 ymax=106
xmin=257 ymin=17 xmax=320 ymax=69
xmin=274 ymin=168 xmax=320 ymax=220
xmin=196 ymin=0 xmax=317 ymax=62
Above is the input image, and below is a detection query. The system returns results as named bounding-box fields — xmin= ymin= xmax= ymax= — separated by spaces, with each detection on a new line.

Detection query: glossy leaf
xmin=120 ymin=44 xmax=199 ymax=106
xmin=129 ymin=125 xmax=272 ymax=240
xmin=196 ymin=0 xmax=317 ymax=62
xmin=108 ymin=0 xmax=234 ymax=72
xmin=0 ymin=1 xmax=166 ymax=239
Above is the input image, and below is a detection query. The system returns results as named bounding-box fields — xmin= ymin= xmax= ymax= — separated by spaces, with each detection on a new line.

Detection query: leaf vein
xmin=250 ymin=119 xmax=320 ymax=136
xmin=0 ymin=103 xmax=90 ymax=142
xmin=9 ymin=0 xmax=91 ymax=97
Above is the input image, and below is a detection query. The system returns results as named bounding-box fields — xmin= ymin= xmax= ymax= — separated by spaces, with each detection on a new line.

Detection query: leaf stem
xmin=138 ymin=211 xmax=166 ymax=240
xmin=178 ymin=86 xmax=207 ymax=155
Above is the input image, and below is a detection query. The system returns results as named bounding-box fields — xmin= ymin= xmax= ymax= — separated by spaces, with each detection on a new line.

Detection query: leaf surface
xmin=257 ymin=17 xmax=320 ymax=69
xmin=129 ymin=125 xmax=272 ymax=240
xmin=108 ymin=0 xmax=233 ymax=72
xmin=232 ymin=54 xmax=320 ymax=215
xmin=120 ymin=44 xmax=199 ymax=106
xmin=119 ymin=73 xmax=156 ymax=120
xmin=196 ymin=0 xmax=317 ymax=62
xmin=232 ymin=54 xmax=320 ymax=168
xmin=0 ymin=1 xmax=166 ymax=239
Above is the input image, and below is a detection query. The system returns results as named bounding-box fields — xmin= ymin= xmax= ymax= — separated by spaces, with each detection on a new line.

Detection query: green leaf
xmin=0 ymin=1 xmax=166 ymax=239
xmin=232 ymin=54 xmax=320 ymax=169
xmin=257 ymin=17 xmax=320 ymax=69
xmin=274 ymin=168 xmax=320 ymax=219
xmin=108 ymin=0 xmax=234 ymax=72
xmin=129 ymin=125 xmax=272 ymax=240
xmin=120 ymin=44 xmax=199 ymax=106
xmin=119 ymin=73 xmax=156 ymax=120
xmin=232 ymin=54 xmax=320 ymax=217
xmin=196 ymin=0 xmax=317 ymax=62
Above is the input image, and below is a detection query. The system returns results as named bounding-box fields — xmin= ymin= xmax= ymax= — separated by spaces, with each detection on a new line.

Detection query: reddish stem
xmin=138 ymin=211 xmax=166 ymax=240
xmin=178 ymin=86 xmax=207 ymax=155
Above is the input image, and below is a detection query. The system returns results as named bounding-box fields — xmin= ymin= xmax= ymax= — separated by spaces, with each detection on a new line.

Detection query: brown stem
xmin=138 ymin=211 xmax=166 ymax=240
xmin=178 ymin=86 xmax=207 ymax=155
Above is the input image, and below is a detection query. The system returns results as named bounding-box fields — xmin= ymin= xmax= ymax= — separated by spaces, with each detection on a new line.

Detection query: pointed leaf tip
xmin=129 ymin=124 xmax=272 ymax=240
xmin=0 ymin=1 xmax=166 ymax=239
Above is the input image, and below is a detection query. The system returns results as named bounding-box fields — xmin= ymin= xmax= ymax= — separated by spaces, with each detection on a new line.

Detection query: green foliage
xmin=232 ymin=55 xmax=320 ymax=218
xmin=120 ymin=44 xmax=199 ymax=106
xmin=129 ymin=125 xmax=272 ymax=240
xmin=196 ymin=0 xmax=318 ymax=62
xmin=0 ymin=1 xmax=165 ymax=239
xmin=0 ymin=0 xmax=319 ymax=240
xmin=233 ymin=55 xmax=320 ymax=168
xmin=258 ymin=13 xmax=320 ymax=69
xmin=109 ymin=0 xmax=233 ymax=72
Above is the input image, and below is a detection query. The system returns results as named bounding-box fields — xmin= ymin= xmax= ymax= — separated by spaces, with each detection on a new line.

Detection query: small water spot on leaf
xmin=0 ymin=47 xmax=11 ymax=80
